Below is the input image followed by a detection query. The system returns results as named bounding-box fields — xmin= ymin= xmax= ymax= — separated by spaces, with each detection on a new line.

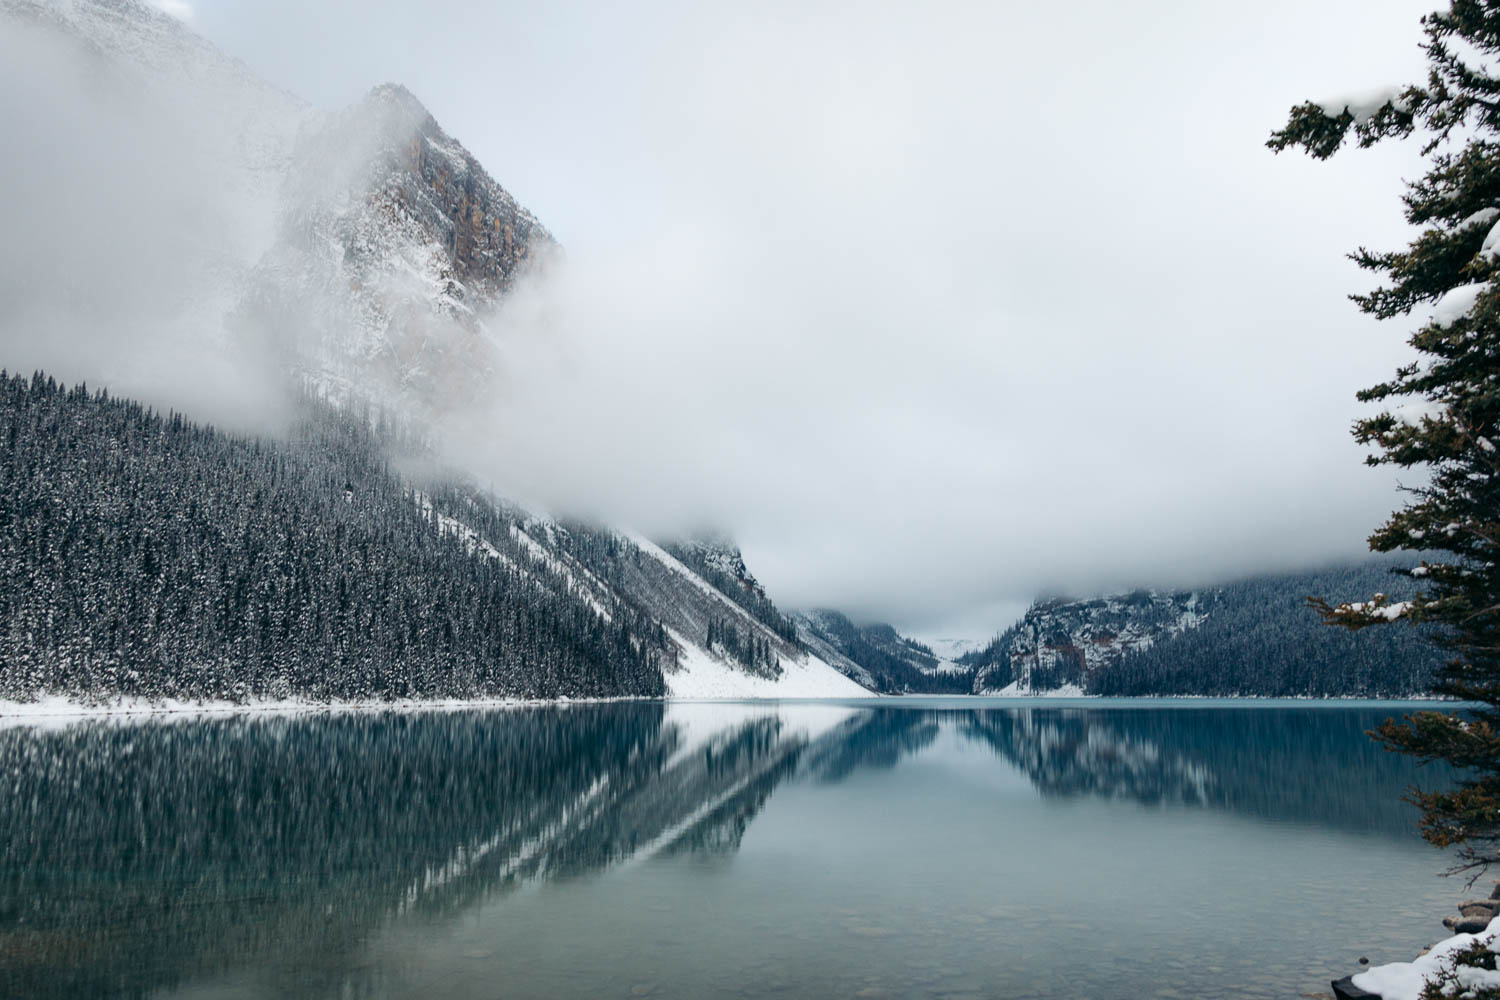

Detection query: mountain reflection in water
xmin=0 ymin=701 xmax=1451 ymax=999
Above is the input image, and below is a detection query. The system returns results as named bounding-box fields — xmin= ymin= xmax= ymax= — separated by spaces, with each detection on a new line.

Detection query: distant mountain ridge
xmin=961 ymin=566 xmax=1448 ymax=697
xmin=965 ymin=590 xmax=1207 ymax=694
xmin=794 ymin=609 xmax=973 ymax=694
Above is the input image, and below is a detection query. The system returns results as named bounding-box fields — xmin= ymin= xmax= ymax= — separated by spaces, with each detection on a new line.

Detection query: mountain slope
xmin=0 ymin=4 xmax=874 ymax=701
xmin=538 ymin=531 xmax=866 ymax=698
xmin=0 ymin=373 xmax=866 ymax=703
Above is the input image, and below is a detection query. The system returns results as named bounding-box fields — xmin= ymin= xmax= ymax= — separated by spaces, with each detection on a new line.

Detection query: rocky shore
xmin=1331 ymin=886 xmax=1500 ymax=999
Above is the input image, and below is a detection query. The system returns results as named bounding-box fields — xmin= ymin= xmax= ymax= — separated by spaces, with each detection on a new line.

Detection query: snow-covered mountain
xmin=965 ymin=590 xmax=1206 ymax=695
xmin=239 ymin=82 xmax=556 ymax=415
xmin=913 ymin=636 xmax=988 ymax=664
xmin=0 ymin=0 xmax=869 ymax=702
xmin=3 ymin=0 xmax=551 ymax=418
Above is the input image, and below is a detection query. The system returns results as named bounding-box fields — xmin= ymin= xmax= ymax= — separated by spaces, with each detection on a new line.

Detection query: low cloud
xmin=423 ymin=0 xmax=1436 ymax=633
xmin=0 ymin=13 xmax=288 ymax=433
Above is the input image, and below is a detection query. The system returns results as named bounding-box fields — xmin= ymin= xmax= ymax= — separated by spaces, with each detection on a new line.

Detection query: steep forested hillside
xmin=962 ymin=565 xmax=1449 ymax=697
xmin=0 ymin=372 xmax=667 ymax=702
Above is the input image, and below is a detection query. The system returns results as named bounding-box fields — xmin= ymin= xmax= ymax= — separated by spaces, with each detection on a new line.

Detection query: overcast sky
xmin=146 ymin=1 xmax=1439 ymax=635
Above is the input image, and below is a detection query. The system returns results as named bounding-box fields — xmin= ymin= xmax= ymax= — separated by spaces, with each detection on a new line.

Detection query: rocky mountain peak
xmin=235 ymin=77 xmax=559 ymax=415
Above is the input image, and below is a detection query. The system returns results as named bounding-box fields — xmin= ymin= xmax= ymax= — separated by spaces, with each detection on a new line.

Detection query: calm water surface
xmin=0 ymin=699 xmax=1469 ymax=999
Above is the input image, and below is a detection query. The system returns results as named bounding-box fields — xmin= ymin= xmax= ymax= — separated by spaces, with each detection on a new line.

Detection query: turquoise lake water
xmin=0 ymin=698 xmax=1470 ymax=999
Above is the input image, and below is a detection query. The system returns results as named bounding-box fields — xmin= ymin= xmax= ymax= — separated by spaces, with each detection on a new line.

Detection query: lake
xmin=0 ymin=698 xmax=1469 ymax=999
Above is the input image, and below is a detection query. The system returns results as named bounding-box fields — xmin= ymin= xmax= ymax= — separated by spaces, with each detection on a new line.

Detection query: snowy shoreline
xmin=0 ymin=690 xmax=1460 ymax=728
xmin=1348 ymin=915 xmax=1500 ymax=999
xmin=0 ymin=694 xmax=655 ymax=729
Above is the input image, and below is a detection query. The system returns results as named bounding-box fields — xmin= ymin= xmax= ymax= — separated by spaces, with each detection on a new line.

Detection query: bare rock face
xmin=353 ymin=83 xmax=552 ymax=300
xmin=667 ymin=535 xmax=768 ymax=600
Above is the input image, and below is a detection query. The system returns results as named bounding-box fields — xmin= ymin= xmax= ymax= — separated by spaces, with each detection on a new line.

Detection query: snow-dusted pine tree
xmin=1269 ymin=1 xmax=1500 ymax=875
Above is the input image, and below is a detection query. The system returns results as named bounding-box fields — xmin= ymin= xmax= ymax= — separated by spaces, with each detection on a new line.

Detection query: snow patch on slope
xmin=414 ymin=492 xmax=515 ymax=566
xmin=663 ymin=629 xmax=870 ymax=699
xmin=508 ymin=522 xmax=614 ymax=620
xmin=413 ymin=494 xmax=614 ymax=621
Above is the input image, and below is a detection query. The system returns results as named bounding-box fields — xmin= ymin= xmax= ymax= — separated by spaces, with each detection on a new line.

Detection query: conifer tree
xmin=1270 ymin=0 xmax=1500 ymax=875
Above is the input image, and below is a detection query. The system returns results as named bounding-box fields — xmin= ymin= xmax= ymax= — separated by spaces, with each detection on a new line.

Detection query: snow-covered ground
xmin=1353 ymin=916 xmax=1500 ymax=999
xmin=663 ymin=629 xmax=872 ymax=699
xmin=0 ymin=660 xmax=872 ymax=728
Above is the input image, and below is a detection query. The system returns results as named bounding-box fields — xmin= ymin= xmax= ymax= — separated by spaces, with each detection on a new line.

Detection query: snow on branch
xmin=1432 ymin=282 xmax=1490 ymax=327
xmin=1316 ymin=86 xmax=1413 ymax=125
xmin=1309 ymin=591 xmax=1414 ymax=629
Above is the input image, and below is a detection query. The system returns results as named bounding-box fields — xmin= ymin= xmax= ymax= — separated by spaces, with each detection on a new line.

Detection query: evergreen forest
xmin=0 ymin=372 xmax=667 ymax=702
